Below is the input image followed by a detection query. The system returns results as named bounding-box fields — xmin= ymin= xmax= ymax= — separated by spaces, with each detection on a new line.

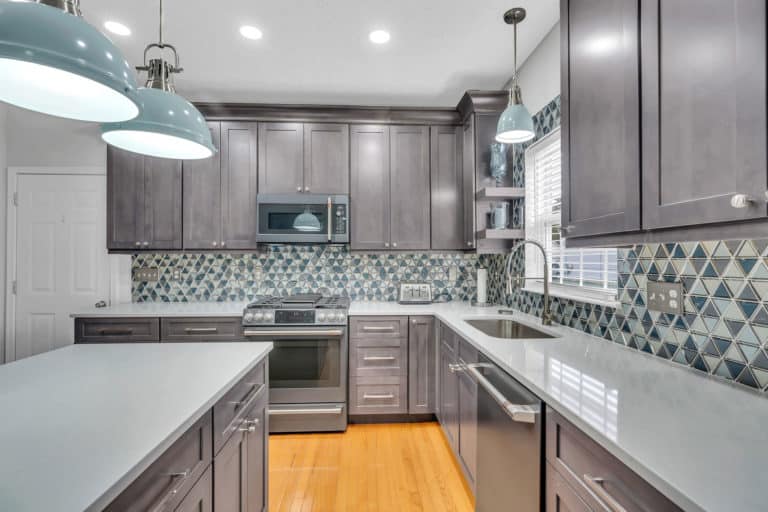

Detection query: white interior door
xmin=12 ymin=173 xmax=109 ymax=360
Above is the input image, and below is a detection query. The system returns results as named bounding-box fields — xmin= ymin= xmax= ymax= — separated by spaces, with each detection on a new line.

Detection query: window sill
xmin=522 ymin=282 xmax=620 ymax=309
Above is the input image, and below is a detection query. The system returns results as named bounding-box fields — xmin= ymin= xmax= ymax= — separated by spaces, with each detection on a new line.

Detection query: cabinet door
xmin=408 ymin=316 xmax=436 ymax=414
xmin=183 ymin=122 xmax=222 ymax=250
xmin=439 ymin=335 xmax=459 ymax=451
xmin=304 ymin=123 xmax=350 ymax=195
xmin=390 ymin=125 xmax=431 ymax=250
xmin=107 ymin=147 xmax=145 ymax=250
xmin=245 ymin=396 xmax=268 ymax=512
xmin=546 ymin=464 xmax=593 ymax=512
xmin=462 ymin=120 xmax=476 ymax=249
xmin=431 ymin=126 xmax=464 ymax=250
xmin=175 ymin=466 xmax=213 ymax=512
xmin=144 ymin=156 xmax=183 ymax=249
xmin=221 ymin=122 xmax=259 ymax=249
xmin=458 ymin=345 xmax=478 ymax=485
xmin=641 ymin=0 xmax=767 ymax=229
xmin=561 ymin=0 xmax=641 ymax=237
xmin=258 ymin=122 xmax=304 ymax=194
xmin=350 ymin=125 xmax=391 ymax=250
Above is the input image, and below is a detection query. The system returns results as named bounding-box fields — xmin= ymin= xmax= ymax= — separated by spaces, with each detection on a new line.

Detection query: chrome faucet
xmin=504 ymin=240 xmax=553 ymax=326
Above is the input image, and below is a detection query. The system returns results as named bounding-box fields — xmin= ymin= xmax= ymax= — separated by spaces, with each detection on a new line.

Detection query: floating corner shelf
xmin=475 ymin=187 xmax=525 ymax=201
xmin=477 ymin=228 xmax=525 ymax=240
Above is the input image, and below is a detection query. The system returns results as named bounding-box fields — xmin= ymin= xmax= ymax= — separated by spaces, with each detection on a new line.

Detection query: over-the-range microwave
xmin=256 ymin=194 xmax=349 ymax=244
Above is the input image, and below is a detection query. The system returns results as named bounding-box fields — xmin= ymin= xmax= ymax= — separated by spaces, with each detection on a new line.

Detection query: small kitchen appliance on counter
xmin=398 ymin=282 xmax=433 ymax=304
xmin=242 ymin=294 xmax=350 ymax=433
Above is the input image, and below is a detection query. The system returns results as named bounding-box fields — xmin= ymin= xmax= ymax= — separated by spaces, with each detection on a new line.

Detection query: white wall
xmin=504 ymin=22 xmax=561 ymax=115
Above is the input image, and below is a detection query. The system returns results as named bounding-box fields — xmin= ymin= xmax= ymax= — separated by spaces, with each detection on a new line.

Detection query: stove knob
xmin=317 ymin=312 xmax=327 ymax=322
xmin=244 ymin=312 xmax=254 ymax=323
xmin=253 ymin=312 xmax=265 ymax=322
xmin=263 ymin=312 xmax=274 ymax=323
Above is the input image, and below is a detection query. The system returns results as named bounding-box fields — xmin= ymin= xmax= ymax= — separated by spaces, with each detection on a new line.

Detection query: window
xmin=524 ymin=128 xmax=618 ymax=304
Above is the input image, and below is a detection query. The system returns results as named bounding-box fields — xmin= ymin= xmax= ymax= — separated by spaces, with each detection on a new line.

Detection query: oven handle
xmin=269 ymin=406 xmax=344 ymax=416
xmin=327 ymin=196 xmax=333 ymax=242
xmin=243 ymin=329 xmax=344 ymax=338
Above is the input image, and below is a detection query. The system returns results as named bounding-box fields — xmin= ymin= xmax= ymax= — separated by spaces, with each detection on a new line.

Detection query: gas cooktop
xmin=242 ymin=294 xmax=350 ymax=326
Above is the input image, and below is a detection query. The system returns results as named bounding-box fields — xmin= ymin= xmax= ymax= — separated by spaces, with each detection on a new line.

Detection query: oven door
xmin=256 ymin=194 xmax=349 ymax=243
xmin=243 ymin=326 xmax=347 ymax=404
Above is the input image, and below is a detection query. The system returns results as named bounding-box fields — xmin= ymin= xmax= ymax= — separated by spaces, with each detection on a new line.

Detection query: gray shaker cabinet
xmin=560 ymin=0 xmax=641 ymax=239
xmin=258 ymin=122 xmax=304 ymax=194
xmin=431 ymin=125 xmax=464 ymax=250
xmin=390 ymin=125 xmax=431 ymax=250
xmin=303 ymin=123 xmax=350 ymax=195
xmin=183 ymin=122 xmax=222 ymax=249
xmin=640 ymin=0 xmax=768 ymax=230
xmin=438 ymin=327 xmax=459 ymax=452
xmin=350 ymin=125 xmax=391 ymax=250
xmin=408 ymin=316 xmax=436 ymax=414
xmin=107 ymin=147 xmax=182 ymax=251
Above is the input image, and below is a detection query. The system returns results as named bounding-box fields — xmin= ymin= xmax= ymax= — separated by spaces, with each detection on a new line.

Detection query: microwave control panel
xmin=333 ymin=205 xmax=347 ymax=234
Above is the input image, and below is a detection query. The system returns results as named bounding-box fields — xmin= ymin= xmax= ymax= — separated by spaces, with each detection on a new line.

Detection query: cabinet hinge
xmin=12 ymin=192 xmax=18 ymax=207
xmin=12 ymin=280 xmax=17 ymax=295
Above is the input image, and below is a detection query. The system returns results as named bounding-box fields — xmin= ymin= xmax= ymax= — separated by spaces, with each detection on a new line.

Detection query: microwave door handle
xmin=327 ymin=196 xmax=332 ymax=242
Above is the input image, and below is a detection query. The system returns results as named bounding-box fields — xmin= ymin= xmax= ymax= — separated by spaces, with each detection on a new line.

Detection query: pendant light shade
xmin=293 ymin=207 xmax=323 ymax=232
xmin=100 ymin=0 xmax=215 ymax=160
xmin=0 ymin=1 xmax=139 ymax=122
xmin=101 ymin=87 xmax=214 ymax=160
xmin=496 ymin=7 xmax=535 ymax=144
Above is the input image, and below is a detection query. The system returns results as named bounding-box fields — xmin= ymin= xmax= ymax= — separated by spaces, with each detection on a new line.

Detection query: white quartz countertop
xmin=71 ymin=301 xmax=248 ymax=318
xmin=0 ymin=342 xmax=272 ymax=512
xmin=351 ymin=301 xmax=767 ymax=512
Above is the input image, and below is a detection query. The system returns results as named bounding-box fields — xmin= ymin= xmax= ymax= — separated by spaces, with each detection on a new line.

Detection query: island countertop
xmin=0 ymin=342 xmax=272 ymax=512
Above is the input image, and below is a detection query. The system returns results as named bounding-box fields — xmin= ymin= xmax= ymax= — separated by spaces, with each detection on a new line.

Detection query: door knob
xmin=221 ymin=241 xmax=226 ymax=247
xmin=304 ymin=187 xmax=311 ymax=193
xmin=297 ymin=186 xmax=302 ymax=192
xmin=731 ymin=194 xmax=756 ymax=209
xmin=135 ymin=242 xmax=142 ymax=247
xmin=392 ymin=242 xmax=398 ymax=248
xmin=212 ymin=241 xmax=218 ymax=247
xmin=142 ymin=241 xmax=149 ymax=247
xmin=384 ymin=242 xmax=390 ymax=248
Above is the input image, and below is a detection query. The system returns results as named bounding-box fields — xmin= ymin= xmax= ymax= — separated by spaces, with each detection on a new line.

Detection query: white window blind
xmin=524 ymin=129 xmax=618 ymax=298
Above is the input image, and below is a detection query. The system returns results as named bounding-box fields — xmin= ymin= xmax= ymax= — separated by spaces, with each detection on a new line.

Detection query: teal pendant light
xmin=0 ymin=0 xmax=139 ymax=122
xmin=496 ymin=7 xmax=535 ymax=144
xmin=293 ymin=207 xmax=323 ymax=232
xmin=101 ymin=0 xmax=214 ymax=160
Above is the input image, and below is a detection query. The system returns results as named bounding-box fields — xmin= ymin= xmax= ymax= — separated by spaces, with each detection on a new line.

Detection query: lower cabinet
xmin=75 ymin=317 xmax=245 ymax=344
xmin=176 ymin=466 xmax=213 ymax=512
xmin=437 ymin=324 xmax=459 ymax=451
xmin=546 ymin=463 xmax=592 ymax=512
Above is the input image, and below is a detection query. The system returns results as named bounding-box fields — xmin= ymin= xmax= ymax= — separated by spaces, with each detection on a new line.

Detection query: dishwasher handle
xmin=465 ymin=363 xmax=539 ymax=424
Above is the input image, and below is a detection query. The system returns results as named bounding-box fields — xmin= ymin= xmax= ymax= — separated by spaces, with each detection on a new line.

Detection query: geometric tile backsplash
xmin=133 ymin=245 xmax=480 ymax=303
xmin=132 ymin=95 xmax=768 ymax=394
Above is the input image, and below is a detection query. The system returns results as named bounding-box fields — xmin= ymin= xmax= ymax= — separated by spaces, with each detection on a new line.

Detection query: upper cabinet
xmin=259 ymin=122 xmax=349 ymax=195
xmin=563 ymin=0 xmax=768 ymax=246
xmin=108 ymin=147 xmax=182 ymax=251
xmin=561 ymin=0 xmax=641 ymax=238
xmin=350 ymin=125 xmax=431 ymax=250
xmin=640 ymin=0 xmax=767 ymax=230
xmin=431 ymin=125 xmax=465 ymax=250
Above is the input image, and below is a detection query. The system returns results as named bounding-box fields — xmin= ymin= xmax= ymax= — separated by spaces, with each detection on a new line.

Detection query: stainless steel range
xmin=243 ymin=294 xmax=349 ymax=433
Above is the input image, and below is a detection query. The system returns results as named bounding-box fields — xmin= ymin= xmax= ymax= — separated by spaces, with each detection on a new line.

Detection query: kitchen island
xmin=0 ymin=342 xmax=272 ymax=512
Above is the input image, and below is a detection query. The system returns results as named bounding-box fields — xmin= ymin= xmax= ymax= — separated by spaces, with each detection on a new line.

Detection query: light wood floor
xmin=269 ymin=422 xmax=475 ymax=512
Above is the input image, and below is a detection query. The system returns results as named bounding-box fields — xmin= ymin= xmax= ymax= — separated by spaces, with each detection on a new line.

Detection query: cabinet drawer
xmin=350 ymin=345 xmax=407 ymax=377
xmin=161 ymin=317 xmax=244 ymax=342
xmin=350 ymin=316 xmax=407 ymax=340
xmin=349 ymin=376 xmax=407 ymax=415
xmin=213 ymin=361 xmax=267 ymax=455
xmin=546 ymin=408 xmax=682 ymax=512
xmin=74 ymin=317 xmax=160 ymax=343
xmin=546 ymin=462 xmax=593 ymax=512
xmin=105 ymin=412 xmax=212 ymax=512
xmin=175 ymin=465 xmax=213 ymax=512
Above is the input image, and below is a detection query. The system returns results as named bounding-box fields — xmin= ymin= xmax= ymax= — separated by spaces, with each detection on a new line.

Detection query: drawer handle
xmin=363 ymin=356 xmax=397 ymax=362
xmin=362 ymin=326 xmax=395 ymax=333
xmin=269 ymin=406 xmax=343 ymax=416
xmin=238 ymin=418 xmax=260 ymax=433
xmin=183 ymin=327 xmax=219 ymax=334
xmin=363 ymin=393 xmax=395 ymax=400
xmin=583 ymin=475 xmax=628 ymax=512
xmin=98 ymin=328 xmax=134 ymax=335
xmin=225 ymin=383 xmax=266 ymax=435
xmin=147 ymin=469 xmax=192 ymax=512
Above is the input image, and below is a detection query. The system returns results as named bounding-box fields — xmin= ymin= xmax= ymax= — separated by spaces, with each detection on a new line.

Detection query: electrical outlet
xmin=171 ymin=269 xmax=181 ymax=281
xmin=448 ymin=266 xmax=458 ymax=283
xmin=253 ymin=264 xmax=263 ymax=281
xmin=647 ymin=281 xmax=683 ymax=315
xmin=135 ymin=267 xmax=159 ymax=282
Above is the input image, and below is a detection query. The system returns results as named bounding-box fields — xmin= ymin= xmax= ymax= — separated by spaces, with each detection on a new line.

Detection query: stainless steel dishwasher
xmin=466 ymin=354 xmax=543 ymax=512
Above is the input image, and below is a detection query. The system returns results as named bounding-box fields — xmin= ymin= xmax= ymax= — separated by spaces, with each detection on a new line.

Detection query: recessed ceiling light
xmin=369 ymin=30 xmax=391 ymax=44
xmin=104 ymin=21 xmax=131 ymax=36
xmin=240 ymin=25 xmax=263 ymax=41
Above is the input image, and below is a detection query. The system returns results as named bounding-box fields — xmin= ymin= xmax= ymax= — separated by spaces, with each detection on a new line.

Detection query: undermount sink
xmin=465 ymin=319 xmax=556 ymax=340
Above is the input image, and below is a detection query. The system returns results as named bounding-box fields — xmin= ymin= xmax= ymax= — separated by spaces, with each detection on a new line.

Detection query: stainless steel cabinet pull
xmin=363 ymin=393 xmax=395 ymax=400
xmin=384 ymin=242 xmax=390 ymax=248
xmin=305 ymin=187 xmax=311 ymax=192
xmin=392 ymin=242 xmax=398 ymax=248
xmin=239 ymin=418 xmax=259 ymax=433
xmin=297 ymin=186 xmax=302 ymax=192
xmin=221 ymin=241 xmax=226 ymax=247
xmin=147 ymin=469 xmax=191 ymax=512
xmin=731 ymin=194 xmax=754 ymax=209
xmin=363 ymin=356 xmax=396 ymax=362
xmin=362 ymin=326 xmax=394 ymax=333
xmin=142 ymin=241 xmax=150 ymax=247
xmin=464 ymin=363 xmax=539 ymax=424
xmin=212 ymin=241 xmax=218 ymax=247
xmin=269 ymin=407 xmax=343 ymax=416
xmin=244 ymin=329 xmax=343 ymax=337
xmin=184 ymin=327 xmax=218 ymax=334
xmin=98 ymin=328 xmax=134 ymax=335
xmin=135 ymin=241 xmax=142 ymax=247
xmin=583 ymin=475 xmax=628 ymax=512
xmin=448 ymin=363 xmax=464 ymax=373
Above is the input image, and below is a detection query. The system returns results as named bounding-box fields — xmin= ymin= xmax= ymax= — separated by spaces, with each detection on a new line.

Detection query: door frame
xmin=4 ymin=166 xmax=106 ymax=363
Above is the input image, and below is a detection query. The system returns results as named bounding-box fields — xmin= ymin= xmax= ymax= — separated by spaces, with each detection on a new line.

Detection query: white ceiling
xmin=82 ymin=0 xmax=559 ymax=107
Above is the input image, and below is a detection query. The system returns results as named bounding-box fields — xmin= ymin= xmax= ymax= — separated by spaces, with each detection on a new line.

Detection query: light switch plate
xmin=135 ymin=267 xmax=159 ymax=282
xmin=647 ymin=280 xmax=683 ymax=315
